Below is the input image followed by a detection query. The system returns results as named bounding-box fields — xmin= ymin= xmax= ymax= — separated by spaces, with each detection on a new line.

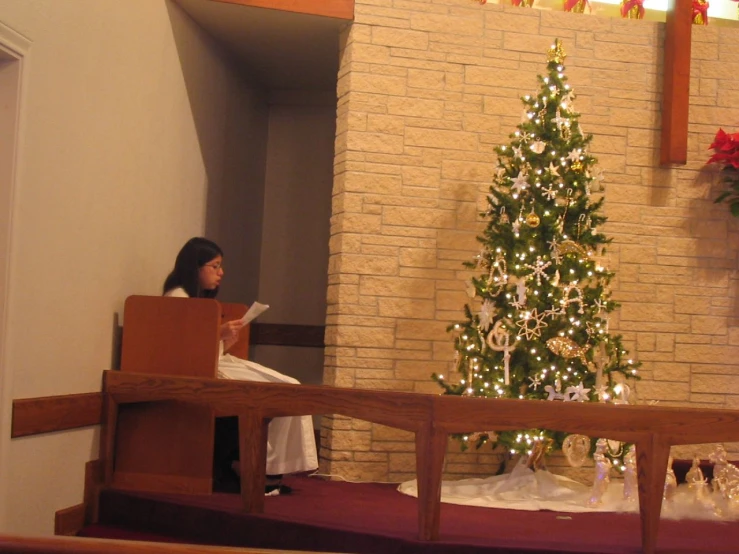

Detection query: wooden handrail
xmin=0 ymin=533 xmax=325 ymax=553
xmin=102 ymin=370 xmax=739 ymax=554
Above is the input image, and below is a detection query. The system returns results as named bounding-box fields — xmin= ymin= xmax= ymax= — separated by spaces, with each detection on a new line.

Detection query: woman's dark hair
xmin=163 ymin=237 xmax=223 ymax=298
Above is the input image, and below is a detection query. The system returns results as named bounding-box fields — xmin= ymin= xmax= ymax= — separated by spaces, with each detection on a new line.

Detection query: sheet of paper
xmin=239 ymin=301 xmax=269 ymax=327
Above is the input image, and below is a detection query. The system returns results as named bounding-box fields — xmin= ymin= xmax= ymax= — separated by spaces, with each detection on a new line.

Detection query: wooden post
xmin=239 ymin=410 xmax=269 ymax=513
xmin=660 ymin=0 xmax=693 ymax=165
xmin=635 ymin=435 xmax=671 ymax=554
xmin=414 ymin=423 xmax=448 ymax=541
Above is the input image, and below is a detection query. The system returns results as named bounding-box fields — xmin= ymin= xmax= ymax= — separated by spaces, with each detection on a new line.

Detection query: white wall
xmin=0 ymin=0 xmax=268 ymax=534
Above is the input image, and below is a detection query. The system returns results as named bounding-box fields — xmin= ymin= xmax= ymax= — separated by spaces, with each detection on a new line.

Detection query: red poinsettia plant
xmin=707 ymin=128 xmax=739 ymax=216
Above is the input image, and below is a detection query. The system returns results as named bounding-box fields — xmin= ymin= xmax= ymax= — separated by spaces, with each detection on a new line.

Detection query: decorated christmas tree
xmin=434 ymin=40 xmax=639 ymax=466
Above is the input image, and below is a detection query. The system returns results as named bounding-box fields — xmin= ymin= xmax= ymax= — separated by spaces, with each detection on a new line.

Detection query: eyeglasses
xmin=203 ymin=262 xmax=223 ymax=271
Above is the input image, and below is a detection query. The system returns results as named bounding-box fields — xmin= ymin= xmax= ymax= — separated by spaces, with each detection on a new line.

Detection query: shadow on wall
xmin=687 ymin=163 xmax=739 ymax=322
xmin=165 ymin=0 xmax=269 ymax=305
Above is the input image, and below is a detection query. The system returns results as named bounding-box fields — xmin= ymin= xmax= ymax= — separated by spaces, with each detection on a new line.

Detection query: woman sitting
xmin=163 ymin=237 xmax=318 ymax=494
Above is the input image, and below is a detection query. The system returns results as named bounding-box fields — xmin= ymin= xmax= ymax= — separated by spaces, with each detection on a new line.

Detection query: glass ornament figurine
xmin=622 ymin=444 xmax=638 ymax=503
xmin=664 ymin=456 xmax=677 ymax=501
xmin=587 ymin=438 xmax=612 ymax=507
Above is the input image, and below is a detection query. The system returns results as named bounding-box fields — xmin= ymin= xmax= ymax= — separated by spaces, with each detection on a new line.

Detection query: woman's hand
xmin=220 ymin=320 xmax=241 ymax=352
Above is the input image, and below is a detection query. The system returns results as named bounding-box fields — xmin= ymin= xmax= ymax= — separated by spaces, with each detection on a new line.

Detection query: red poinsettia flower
xmin=708 ymin=128 xmax=739 ymax=169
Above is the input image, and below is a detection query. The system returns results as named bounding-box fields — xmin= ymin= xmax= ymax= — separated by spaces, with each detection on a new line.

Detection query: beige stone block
xmin=635 ymin=380 xmax=690 ymax=401
xmin=329 ymin=233 xmax=362 ymax=254
xmin=326 ymin=284 xmax=359 ymax=305
xmin=372 ymin=26 xmax=429 ymax=50
xmin=436 ymin=289 xmax=469 ymax=311
xmin=405 ymin=127 xmax=478 ymax=151
xmin=692 ymin=374 xmax=739 ymax=395
xmin=465 ymin=66 xmax=533 ymax=90
xmin=389 ymin=453 xmax=417 ymax=473
xmin=608 ymin=107 xmax=658 ymax=129
xmin=699 ymin=61 xmax=739 ymax=80
xmin=619 ymin=302 xmax=674 ymax=323
xmin=386 ymin=96 xmax=444 ymax=119
xmin=589 ymin=134 xmax=627 ymax=155
xmin=383 ymin=205 xmax=456 ymax=228
xmin=655 ymin=334 xmax=675 ymax=352
xmin=366 ymin=114 xmax=405 ymax=135
xmin=502 ymin=32 xmax=556 ymax=56
xmin=354 ymin=451 xmax=390 ymax=463
xmin=336 ymin=213 xmax=383 ymax=234
xmin=399 ymin=247 xmax=437 ymax=268
xmin=372 ymin=440 xmax=416 ymax=452
xmin=691 ymin=315 xmax=726 ymax=336
xmin=326 ymin=461 xmax=389 ymax=481
xmin=651 ymin=362 xmax=690 ymax=381
xmin=395 ymin=359 xmax=448 ymax=380
xmin=411 ymin=12 xmax=483 ymax=36
xmin=378 ymin=297 xmax=435 ymax=318
xmin=689 ymin=393 xmax=725 ymax=404
xmin=402 ymin=165 xmax=442 ymax=187
xmin=637 ymin=332 xmax=656 ymax=352
xmin=718 ymin=87 xmax=739 ymax=108
xmin=334 ymin=325 xmax=396 ymax=349
xmin=618 ymin=243 xmax=656 ymax=264
xmin=343 ymin=171 xmax=403 ymax=195
xmin=319 ymin=448 xmax=354 ymax=461
xmin=397 ymin=319 xmax=450 ymax=341
xmin=485 ymin=11 xmax=540 ymax=34
xmin=437 ymin=229 xmax=482 ymax=252
xmin=352 ymin=72 xmax=408 ymax=96
xmin=346 ymin=132 xmax=404 ymax=155
xmin=657 ymin=237 xmax=697 ymax=257
xmin=361 ymin=244 xmax=400 ymax=257
xmin=347 ymin=43 xmax=392 ymax=65
xmin=354 ymin=368 xmax=396 ymax=380
xmin=336 ymin=253 xmax=399 ymax=276
xmin=675 ymin=344 xmax=739 ymax=364
xmin=461 ymin=113 xmax=500 ymax=134
xmin=728 ymin=328 xmax=739 ymax=346
xmin=355 ymin=378 xmax=415 ymax=390
xmin=360 ymin=275 xmax=435 ymax=298
xmin=407 ymin=68 xmax=446 ymax=90
xmin=373 ymin=424 xmax=414 ymax=441
xmin=440 ymin=159 xmax=491 ymax=182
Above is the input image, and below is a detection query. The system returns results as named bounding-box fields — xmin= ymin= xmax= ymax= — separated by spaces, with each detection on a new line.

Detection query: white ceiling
xmin=174 ymin=0 xmax=346 ymax=91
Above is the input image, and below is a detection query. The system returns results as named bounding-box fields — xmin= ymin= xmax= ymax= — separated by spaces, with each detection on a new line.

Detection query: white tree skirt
xmin=398 ymin=462 xmax=739 ymax=521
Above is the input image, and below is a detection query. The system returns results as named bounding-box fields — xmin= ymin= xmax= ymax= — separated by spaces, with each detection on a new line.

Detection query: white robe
xmin=165 ymin=288 xmax=318 ymax=475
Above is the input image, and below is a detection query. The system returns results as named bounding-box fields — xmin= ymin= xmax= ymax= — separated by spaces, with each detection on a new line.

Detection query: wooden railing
xmin=102 ymin=370 xmax=739 ymax=554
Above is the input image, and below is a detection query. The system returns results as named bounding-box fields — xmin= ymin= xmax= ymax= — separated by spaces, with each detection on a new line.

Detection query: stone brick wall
xmin=321 ymin=0 xmax=739 ymax=483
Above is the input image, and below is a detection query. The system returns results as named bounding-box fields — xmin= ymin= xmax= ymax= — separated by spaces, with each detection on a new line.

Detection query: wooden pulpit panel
xmin=120 ymin=296 xmax=220 ymax=378
xmin=114 ymin=295 xmax=228 ymax=495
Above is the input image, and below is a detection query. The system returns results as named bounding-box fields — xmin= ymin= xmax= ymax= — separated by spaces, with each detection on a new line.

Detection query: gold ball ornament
xmin=571 ymin=160 xmax=583 ymax=172
xmin=525 ymin=212 xmax=541 ymax=227
xmin=563 ymin=434 xmax=591 ymax=468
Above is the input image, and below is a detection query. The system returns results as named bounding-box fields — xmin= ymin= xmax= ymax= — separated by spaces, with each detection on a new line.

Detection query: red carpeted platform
xmin=81 ymin=475 xmax=739 ymax=554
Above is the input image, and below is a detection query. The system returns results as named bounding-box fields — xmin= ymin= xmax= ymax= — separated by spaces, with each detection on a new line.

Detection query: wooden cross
xmin=661 ymin=0 xmax=693 ymax=165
